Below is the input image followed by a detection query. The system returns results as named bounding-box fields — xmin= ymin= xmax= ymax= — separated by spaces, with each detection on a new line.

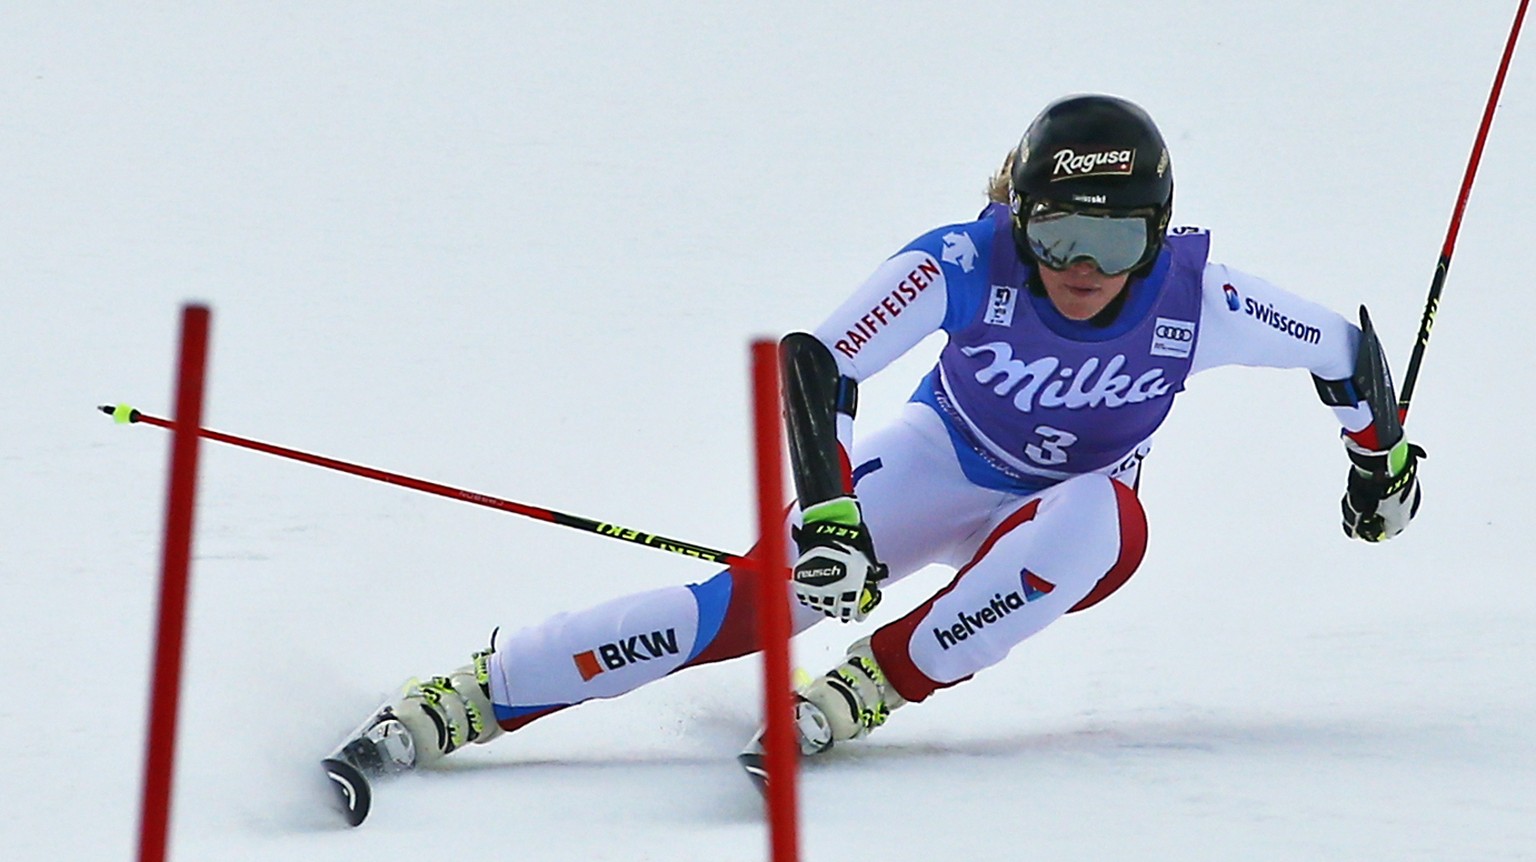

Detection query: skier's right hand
xmin=791 ymin=497 xmax=887 ymax=623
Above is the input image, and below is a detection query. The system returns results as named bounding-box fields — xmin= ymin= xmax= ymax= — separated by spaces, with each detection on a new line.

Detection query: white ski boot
xmin=738 ymin=637 xmax=905 ymax=792
xmin=324 ymin=648 xmax=503 ymax=825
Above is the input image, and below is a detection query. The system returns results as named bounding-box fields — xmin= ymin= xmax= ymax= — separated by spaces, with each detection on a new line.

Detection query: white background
xmin=4 ymin=3 xmax=1534 ymax=859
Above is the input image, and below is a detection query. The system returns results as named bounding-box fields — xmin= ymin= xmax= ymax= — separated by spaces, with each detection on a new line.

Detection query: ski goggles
xmin=1022 ymin=206 xmax=1157 ymax=276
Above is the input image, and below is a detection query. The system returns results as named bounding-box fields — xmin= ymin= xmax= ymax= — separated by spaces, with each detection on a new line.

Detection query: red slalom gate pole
xmin=137 ymin=306 xmax=211 ymax=862
xmin=751 ymin=339 xmax=798 ymax=862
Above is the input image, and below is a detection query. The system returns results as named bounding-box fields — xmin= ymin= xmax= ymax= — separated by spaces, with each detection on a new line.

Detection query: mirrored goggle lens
xmin=1024 ymin=211 xmax=1150 ymax=276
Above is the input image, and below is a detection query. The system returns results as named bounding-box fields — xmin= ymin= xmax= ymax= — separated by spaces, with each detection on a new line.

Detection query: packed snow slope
xmin=4 ymin=3 xmax=1534 ymax=860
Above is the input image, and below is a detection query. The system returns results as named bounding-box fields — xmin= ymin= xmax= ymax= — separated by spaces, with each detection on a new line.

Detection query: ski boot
xmin=738 ymin=636 xmax=905 ymax=793
xmin=324 ymin=647 xmax=502 ymax=825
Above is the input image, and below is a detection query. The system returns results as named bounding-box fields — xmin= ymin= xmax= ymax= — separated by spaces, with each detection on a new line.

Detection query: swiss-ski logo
xmin=573 ymin=628 xmax=680 ymax=680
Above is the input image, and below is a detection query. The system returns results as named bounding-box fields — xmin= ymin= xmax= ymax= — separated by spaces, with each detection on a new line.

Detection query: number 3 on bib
xmin=1025 ymin=425 xmax=1077 ymax=466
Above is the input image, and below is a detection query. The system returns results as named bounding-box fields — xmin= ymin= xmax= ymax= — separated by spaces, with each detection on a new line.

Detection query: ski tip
xmin=322 ymin=757 xmax=372 ymax=827
xmin=736 ymin=749 xmax=769 ymax=798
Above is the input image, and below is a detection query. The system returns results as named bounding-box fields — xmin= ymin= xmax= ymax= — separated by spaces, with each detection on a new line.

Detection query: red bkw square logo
xmin=573 ymin=650 xmax=603 ymax=681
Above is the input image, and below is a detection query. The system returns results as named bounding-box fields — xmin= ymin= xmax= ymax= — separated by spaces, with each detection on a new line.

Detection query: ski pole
xmin=100 ymin=403 xmax=754 ymax=568
xmin=1399 ymin=0 xmax=1529 ymax=419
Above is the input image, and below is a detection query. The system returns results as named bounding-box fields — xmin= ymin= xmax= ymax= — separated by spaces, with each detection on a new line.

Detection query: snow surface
xmin=5 ymin=3 xmax=1536 ymax=860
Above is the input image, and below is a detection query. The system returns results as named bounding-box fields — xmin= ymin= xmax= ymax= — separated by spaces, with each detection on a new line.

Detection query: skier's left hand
xmin=1342 ymin=437 xmax=1425 ymax=541
xmin=792 ymin=497 xmax=887 ymax=622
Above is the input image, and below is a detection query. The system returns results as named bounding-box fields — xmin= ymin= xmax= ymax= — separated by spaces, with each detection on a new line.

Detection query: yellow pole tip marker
xmin=110 ymin=403 xmax=137 ymax=424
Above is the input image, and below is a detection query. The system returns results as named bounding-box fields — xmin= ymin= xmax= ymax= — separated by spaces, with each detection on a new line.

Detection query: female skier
xmin=325 ymin=94 xmax=1425 ymax=817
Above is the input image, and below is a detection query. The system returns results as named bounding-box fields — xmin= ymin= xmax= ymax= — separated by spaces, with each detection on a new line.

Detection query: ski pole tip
xmin=99 ymin=403 xmax=140 ymax=424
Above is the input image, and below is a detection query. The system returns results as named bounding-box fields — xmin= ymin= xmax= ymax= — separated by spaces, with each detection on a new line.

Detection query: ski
xmin=737 ymin=689 xmax=834 ymax=796
xmin=321 ymin=700 xmax=416 ymax=827
xmin=737 ymin=731 xmax=770 ymax=796
xmin=322 ymin=756 xmax=372 ymax=826
xmin=739 ymin=670 xmax=817 ymax=795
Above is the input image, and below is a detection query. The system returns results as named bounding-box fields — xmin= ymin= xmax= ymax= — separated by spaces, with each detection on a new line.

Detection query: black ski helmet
xmin=1010 ymin=94 xmax=1173 ymax=274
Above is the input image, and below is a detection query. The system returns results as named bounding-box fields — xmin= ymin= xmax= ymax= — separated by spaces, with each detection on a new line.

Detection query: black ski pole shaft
xmin=99 ymin=403 xmax=755 ymax=568
xmin=1399 ymin=0 xmax=1529 ymax=418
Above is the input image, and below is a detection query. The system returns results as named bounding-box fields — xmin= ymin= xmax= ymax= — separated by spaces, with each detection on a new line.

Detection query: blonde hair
xmin=986 ymin=147 xmax=1017 ymax=204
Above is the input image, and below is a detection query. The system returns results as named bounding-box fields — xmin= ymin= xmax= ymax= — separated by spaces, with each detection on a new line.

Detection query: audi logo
xmin=1155 ymin=325 xmax=1193 ymax=341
